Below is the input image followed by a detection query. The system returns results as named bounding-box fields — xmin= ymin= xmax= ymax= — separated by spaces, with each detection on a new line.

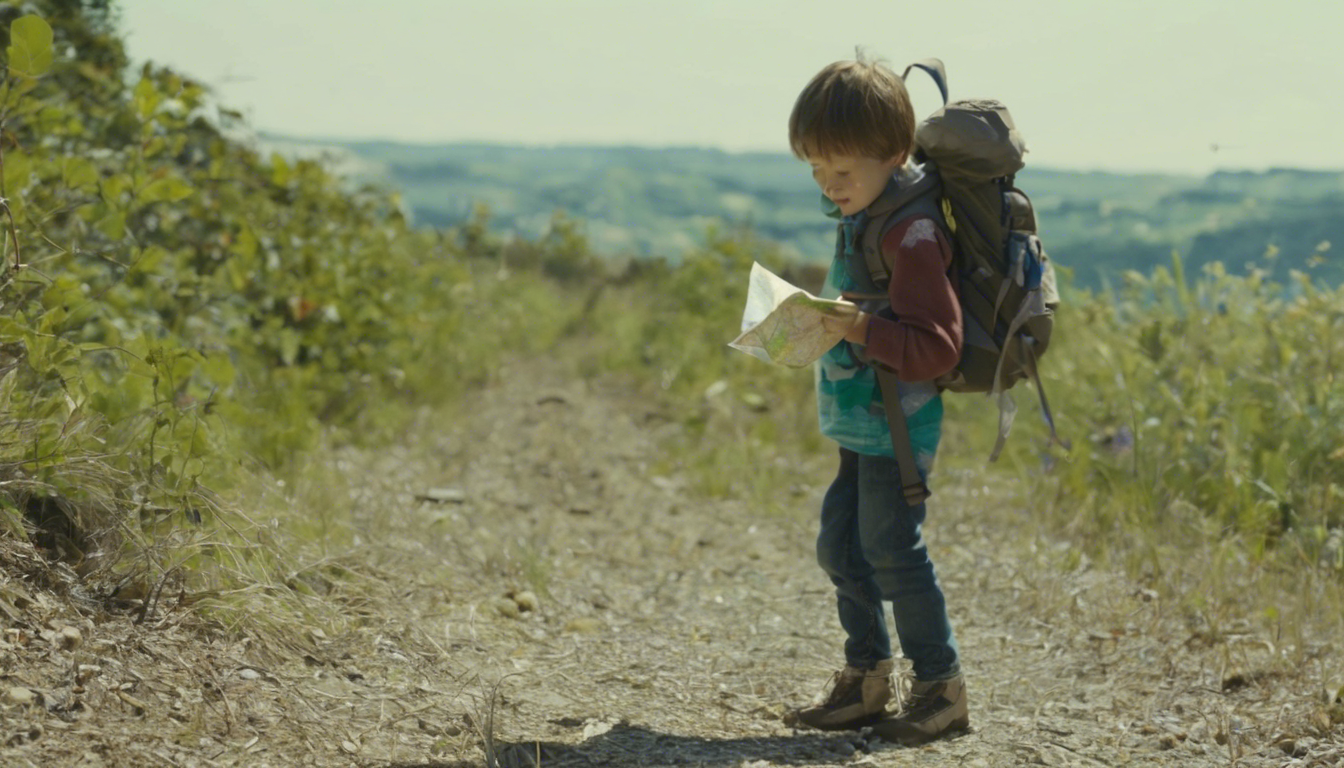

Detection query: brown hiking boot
xmin=871 ymin=675 xmax=969 ymax=745
xmin=784 ymin=659 xmax=895 ymax=731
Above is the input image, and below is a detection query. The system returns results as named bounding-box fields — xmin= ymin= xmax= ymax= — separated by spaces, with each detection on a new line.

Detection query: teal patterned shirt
xmin=815 ymin=203 xmax=944 ymax=473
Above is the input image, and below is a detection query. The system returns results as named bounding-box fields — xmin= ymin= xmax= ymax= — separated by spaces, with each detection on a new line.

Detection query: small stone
xmin=1222 ymin=670 xmax=1250 ymax=691
xmin=5 ymin=686 xmax=36 ymax=706
xmin=830 ymin=739 xmax=856 ymax=756
xmin=513 ymin=591 xmax=539 ymax=612
xmin=238 ymin=668 xmax=262 ymax=681
xmin=582 ymin=719 xmax=615 ymax=740
xmin=564 ymin=617 xmax=602 ymax=634
xmin=57 ymin=626 xmax=83 ymax=651
xmin=494 ymin=598 xmax=521 ymax=619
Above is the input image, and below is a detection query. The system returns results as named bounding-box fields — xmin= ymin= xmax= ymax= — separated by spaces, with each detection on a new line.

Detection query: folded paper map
xmin=728 ymin=262 xmax=858 ymax=368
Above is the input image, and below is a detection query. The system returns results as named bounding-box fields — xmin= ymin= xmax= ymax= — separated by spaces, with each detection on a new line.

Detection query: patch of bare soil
xmin=2 ymin=358 xmax=1342 ymax=767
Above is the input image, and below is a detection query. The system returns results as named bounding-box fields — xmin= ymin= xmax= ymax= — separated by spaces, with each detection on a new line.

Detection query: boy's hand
xmin=843 ymin=311 xmax=871 ymax=345
xmin=822 ymin=308 xmax=870 ymax=346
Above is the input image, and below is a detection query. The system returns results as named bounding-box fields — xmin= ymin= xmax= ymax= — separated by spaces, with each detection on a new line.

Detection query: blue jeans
xmin=816 ymin=447 xmax=960 ymax=681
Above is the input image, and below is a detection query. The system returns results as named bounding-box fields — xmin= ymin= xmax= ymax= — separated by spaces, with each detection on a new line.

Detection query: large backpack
xmin=854 ymin=59 xmax=1065 ymax=503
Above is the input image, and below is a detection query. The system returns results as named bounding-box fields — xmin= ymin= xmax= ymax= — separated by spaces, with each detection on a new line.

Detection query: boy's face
xmin=806 ymin=153 xmax=904 ymax=216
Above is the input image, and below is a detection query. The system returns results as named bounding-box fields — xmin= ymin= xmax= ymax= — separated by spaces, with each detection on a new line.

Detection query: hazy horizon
xmin=262 ymin=132 xmax=1339 ymax=180
xmin=118 ymin=0 xmax=1344 ymax=176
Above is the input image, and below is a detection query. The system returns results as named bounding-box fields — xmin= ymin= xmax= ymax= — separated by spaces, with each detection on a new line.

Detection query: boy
xmin=783 ymin=56 xmax=968 ymax=745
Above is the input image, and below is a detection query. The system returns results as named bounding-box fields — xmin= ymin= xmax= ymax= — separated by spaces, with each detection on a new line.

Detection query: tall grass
xmin=931 ymin=252 xmax=1344 ymax=648
xmin=1012 ymin=254 xmax=1344 ymax=554
xmin=565 ymin=231 xmax=1344 ymax=643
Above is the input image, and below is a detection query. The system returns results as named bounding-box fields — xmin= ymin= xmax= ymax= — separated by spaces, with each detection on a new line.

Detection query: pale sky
xmin=116 ymin=0 xmax=1343 ymax=175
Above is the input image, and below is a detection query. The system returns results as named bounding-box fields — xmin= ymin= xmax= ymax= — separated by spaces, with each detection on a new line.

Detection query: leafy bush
xmin=0 ymin=8 xmax=585 ymax=578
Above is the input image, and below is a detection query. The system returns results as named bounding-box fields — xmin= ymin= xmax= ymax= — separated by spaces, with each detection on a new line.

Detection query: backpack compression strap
xmin=875 ymin=369 xmax=932 ymax=506
xmin=1019 ymin=338 xmax=1071 ymax=454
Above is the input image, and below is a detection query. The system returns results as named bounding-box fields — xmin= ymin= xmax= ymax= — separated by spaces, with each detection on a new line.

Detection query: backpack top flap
xmin=916 ymin=100 xmax=1026 ymax=181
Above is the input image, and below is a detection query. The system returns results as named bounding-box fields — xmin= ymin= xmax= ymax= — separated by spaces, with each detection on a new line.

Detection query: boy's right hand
xmin=822 ymin=306 xmax=868 ymax=346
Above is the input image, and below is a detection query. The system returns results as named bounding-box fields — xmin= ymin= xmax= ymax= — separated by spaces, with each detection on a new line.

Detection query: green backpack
xmin=856 ymin=59 xmax=1065 ymax=503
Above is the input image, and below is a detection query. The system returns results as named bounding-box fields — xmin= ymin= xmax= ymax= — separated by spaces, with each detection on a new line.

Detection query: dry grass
xmin=1 ymin=350 xmax=1341 ymax=766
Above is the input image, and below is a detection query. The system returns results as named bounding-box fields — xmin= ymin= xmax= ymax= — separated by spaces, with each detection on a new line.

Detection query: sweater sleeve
xmin=862 ymin=216 xmax=963 ymax=381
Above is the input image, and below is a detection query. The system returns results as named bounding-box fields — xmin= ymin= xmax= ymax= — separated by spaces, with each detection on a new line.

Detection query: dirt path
xmin=2 ymin=358 xmax=1341 ymax=767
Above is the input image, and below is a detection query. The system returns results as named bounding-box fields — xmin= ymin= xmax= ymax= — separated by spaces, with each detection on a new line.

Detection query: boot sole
xmin=871 ymin=714 xmax=970 ymax=745
xmin=787 ymin=709 xmax=889 ymax=732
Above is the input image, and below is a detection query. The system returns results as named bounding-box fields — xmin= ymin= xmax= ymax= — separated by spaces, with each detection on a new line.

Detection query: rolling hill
xmin=262 ymin=136 xmax=1344 ymax=290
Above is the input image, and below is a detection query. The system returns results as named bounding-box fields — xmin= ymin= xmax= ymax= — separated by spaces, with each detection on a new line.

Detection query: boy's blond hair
xmin=788 ymin=57 xmax=916 ymax=163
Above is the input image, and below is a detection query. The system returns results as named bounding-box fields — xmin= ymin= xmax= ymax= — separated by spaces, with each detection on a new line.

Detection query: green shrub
xmin=980 ymin=253 xmax=1344 ymax=562
xmin=0 ymin=9 xmax=588 ymax=577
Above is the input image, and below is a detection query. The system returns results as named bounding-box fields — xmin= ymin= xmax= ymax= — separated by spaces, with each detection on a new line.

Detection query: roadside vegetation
xmin=1 ymin=0 xmax=1340 ymax=732
xmin=0 ymin=5 xmax=582 ymax=626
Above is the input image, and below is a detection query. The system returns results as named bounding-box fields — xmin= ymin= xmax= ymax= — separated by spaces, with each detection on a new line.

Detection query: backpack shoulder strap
xmin=858 ymin=171 xmax=946 ymax=504
xmin=857 ymin=171 xmax=945 ymax=286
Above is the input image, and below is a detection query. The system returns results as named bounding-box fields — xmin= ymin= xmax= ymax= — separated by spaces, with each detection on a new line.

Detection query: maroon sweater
xmin=861 ymin=216 xmax=963 ymax=381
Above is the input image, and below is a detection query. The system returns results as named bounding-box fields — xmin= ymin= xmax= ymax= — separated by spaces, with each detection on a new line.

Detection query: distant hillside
xmin=262 ymin=136 xmax=1344 ymax=290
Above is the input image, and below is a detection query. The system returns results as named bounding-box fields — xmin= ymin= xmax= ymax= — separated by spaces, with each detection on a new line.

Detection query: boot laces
xmin=902 ymin=679 xmax=949 ymax=719
xmin=894 ymin=674 xmax=914 ymax=715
